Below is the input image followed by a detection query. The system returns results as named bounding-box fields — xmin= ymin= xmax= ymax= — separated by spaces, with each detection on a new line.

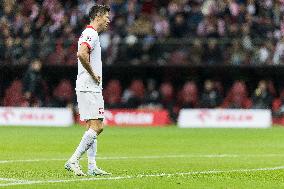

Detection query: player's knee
xmin=91 ymin=126 xmax=103 ymax=135
xmin=88 ymin=121 xmax=104 ymax=135
xmin=97 ymin=127 xmax=104 ymax=135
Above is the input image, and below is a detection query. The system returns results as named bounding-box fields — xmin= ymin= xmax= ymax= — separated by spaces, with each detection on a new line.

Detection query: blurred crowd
xmin=2 ymin=0 xmax=284 ymax=65
xmin=2 ymin=60 xmax=284 ymax=122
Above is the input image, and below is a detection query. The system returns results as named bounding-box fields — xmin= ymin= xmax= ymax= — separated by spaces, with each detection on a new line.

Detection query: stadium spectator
xmin=141 ymin=79 xmax=161 ymax=108
xmin=253 ymin=42 xmax=274 ymax=65
xmin=252 ymin=80 xmax=274 ymax=109
xmin=187 ymin=2 xmax=203 ymax=35
xmin=170 ymin=13 xmax=187 ymax=38
xmin=122 ymin=79 xmax=145 ymax=108
xmin=229 ymin=40 xmax=246 ymax=65
xmin=202 ymin=38 xmax=223 ymax=65
xmin=188 ymin=39 xmax=203 ymax=64
xmin=200 ymin=80 xmax=222 ymax=108
xmin=273 ymin=38 xmax=284 ymax=64
xmin=22 ymin=59 xmax=45 ymax=106
xmin=272 ymin=89 xmax=284 ymax=117
xmin=3 ymin=0 xmax=284 ymax=119
xmin=1 ymin=0 xmax=284 ymax=65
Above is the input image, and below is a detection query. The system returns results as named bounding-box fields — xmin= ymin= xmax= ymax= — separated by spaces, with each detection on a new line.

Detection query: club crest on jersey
xmin=86 ymin=36 xmax=92 ymax=42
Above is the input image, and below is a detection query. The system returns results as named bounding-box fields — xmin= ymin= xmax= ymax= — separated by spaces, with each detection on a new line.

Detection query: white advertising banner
xmin=178 ymin=109 xmax=272 ymax=128
xmin=0 ymin=107 xmax=73 ymax=127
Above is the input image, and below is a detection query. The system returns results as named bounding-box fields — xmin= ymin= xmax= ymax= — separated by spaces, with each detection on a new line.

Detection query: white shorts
xmin=76 ymin=91 xmax=104 ymax=121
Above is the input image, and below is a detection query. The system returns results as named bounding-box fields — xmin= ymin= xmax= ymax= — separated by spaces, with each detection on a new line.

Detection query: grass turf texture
xmin=0 ymin=126 xmax=284 ymax=188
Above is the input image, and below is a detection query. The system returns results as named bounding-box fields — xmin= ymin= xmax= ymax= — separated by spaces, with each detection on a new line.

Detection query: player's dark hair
xmin=89 ymin=4 xmax=110 ymax=21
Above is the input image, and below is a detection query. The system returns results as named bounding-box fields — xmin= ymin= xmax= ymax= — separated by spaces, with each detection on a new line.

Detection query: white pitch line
xmin=0 ymin=165 xmax=284 ymax=187
xmin=0 ymin=178 xmax=22 ymax=182
xmin=0 ymin=158 xmax=65 ymax=164
xmin=1 ymin=154 xmax=284 ymax=164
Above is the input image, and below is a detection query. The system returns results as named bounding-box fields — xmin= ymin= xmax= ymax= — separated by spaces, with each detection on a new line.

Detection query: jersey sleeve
xmin=80 ymin=29 xmax=98 ymax=51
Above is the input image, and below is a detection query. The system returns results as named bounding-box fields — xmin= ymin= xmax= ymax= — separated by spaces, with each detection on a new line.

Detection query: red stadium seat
xmin=222 ymin=81 xmax=252 ymax=109
xmin=130 ymin=79 xmax=145 ymax=99
xmin=180 ymin=81 xmax=198 ymax=108
xmin=3 ymin=80 xmax=28 ymax=106
xmin=53 ymin=79 xmax=74 ymax=102
xmin=159 ymin=82 xmax=179 ymax=120
xmin=272 ymin=89 xmax=284 ymax=112
xmin=272 ymin=99 xmax=282 ymax=112
xmin=159 ymin=82 xmax=174 ymax=103
xmin=267 ymin=80 xmax=277 ymax=97
xmin=103 ymin=79 xmax=122 ymax=105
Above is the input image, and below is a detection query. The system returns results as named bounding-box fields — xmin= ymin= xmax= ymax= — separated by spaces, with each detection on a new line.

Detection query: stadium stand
xmin=1 ymin=0 xmax=284 ymax=122
xmin=1 ymin=0 xmax=284 ymax=65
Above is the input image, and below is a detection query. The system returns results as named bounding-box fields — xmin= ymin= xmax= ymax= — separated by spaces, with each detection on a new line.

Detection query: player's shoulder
xmin=82 ymin=26 xmax=98 ymax=37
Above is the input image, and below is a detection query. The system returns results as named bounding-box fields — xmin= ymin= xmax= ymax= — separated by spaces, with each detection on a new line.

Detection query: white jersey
xmin=76 ymin=25 xmax=102 ymax=92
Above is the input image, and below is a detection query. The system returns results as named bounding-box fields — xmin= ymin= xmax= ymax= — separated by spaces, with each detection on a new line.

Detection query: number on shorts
xmin=99 ymin=108 xmax=104 ymax=115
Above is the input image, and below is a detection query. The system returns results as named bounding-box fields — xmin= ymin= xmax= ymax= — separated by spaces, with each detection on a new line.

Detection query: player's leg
xmin=67 ymin=125 xmax=97 ymax=163
xmin=87 ymin=118 xmax=111 ymax=175
xmin=86 ymin=119 xmax=101 ymax=173
xmin=65 ymin=125 xmax=97 ymax=176
xmin=65 ymin=92 xmax=97 ymax=176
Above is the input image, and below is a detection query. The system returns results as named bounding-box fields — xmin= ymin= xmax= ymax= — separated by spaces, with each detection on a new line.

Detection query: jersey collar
xmin=86 ymin=25 xmax=96 ymax=31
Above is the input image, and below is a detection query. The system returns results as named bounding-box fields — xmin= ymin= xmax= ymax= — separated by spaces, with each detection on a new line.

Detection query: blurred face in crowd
xmin=147 ymin=79 xmax=156 ymax=91
xmin=241 ymin=24 xmax=250 ymax=35
xmin=204 ymin=80 xmax=214 ymax=92
xmin=175 ymin=14 xmax=184 ymax=25
xmin=4 ymin=5 xmax=12 ymax=15
xmin=5 ymin=37 xmax=13 ymax=48
xmin=258 ymin=81 xmax=267 ymax=92
xmin=208 ymin=39 xmax=217 ymax=50
xmin=31 ymin=60 xmax=42 ymax=72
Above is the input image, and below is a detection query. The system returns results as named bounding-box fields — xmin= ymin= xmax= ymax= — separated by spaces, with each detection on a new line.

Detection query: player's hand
xmin=93 ymin=75 xmax=101 ymax=85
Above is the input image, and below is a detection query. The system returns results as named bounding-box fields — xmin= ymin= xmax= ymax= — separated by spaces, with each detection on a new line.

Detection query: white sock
xmin=87 ymin=138 xmax=97 ymax=171
xmin=69 ymin=129 xmax=97 ymax=163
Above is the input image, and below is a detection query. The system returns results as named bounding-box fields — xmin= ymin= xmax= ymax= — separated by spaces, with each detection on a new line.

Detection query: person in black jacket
xmin=22 ymin=59 xmax=45 ymax=106
xmin=200 ymin=80 xmax=222 ymax=108
xmin=252 ymin=80 xmax=273 ymax=109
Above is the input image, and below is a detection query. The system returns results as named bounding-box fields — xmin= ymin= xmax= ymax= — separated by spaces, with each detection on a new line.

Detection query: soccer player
xmin=65 ymin=4 xmax=111 ymax=176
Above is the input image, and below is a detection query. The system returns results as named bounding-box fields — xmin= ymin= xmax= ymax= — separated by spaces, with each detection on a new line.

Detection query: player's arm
xmin=77 ymin=44 xmax=100 ymax=84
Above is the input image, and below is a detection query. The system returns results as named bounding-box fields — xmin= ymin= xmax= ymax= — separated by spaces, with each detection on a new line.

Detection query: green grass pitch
xmin=1 ymin=125 xmax=284 ymax=188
